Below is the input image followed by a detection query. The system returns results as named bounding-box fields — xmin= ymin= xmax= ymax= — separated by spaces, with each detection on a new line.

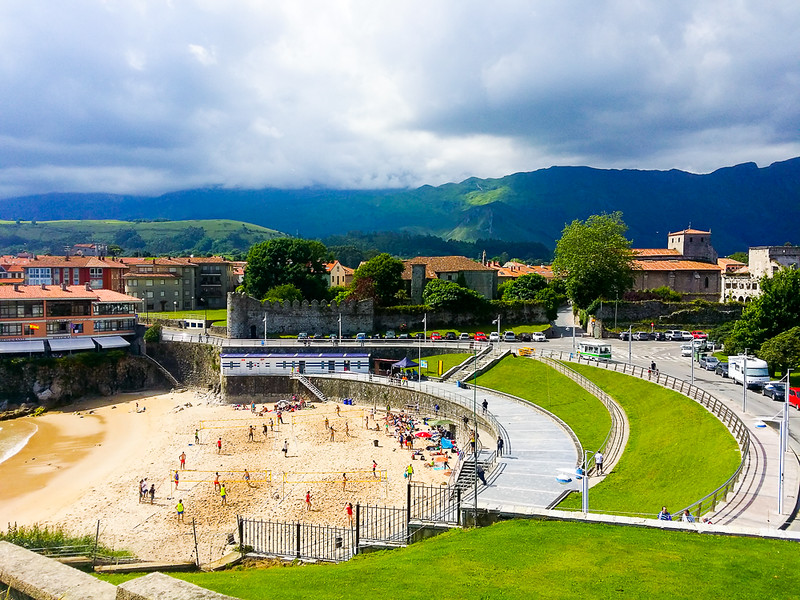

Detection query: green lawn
xmin=559 ymin=363 xmax=741 ymax=516
xmin=475 ymin=356 xmax=611 ymax=452
xmin=144 ymin=308 xmax=228 ymax=325
xmin=419 ymin=352 xmax=472 ymax=377
xmin=97 ymin=519 xmax=800 ymax=600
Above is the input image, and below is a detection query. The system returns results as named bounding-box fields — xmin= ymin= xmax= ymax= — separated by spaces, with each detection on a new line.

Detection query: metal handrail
xmin=536 ymin=355 xmax=627 ymax=473
xmin=536 ymin=349 xmax=750 ymax=519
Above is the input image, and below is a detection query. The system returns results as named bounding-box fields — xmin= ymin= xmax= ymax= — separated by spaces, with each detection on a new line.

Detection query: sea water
xmin=0 ymin=420 xmax=38 ymax=465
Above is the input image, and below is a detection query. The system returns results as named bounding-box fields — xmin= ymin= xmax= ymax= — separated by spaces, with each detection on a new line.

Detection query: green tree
xmin=758 ymin=327 xmax=800 ymax=376
xmin=351 ymin=253 xmax=405 ymax=306
xmin=552 ymin=212 xmax=635 ymax=309
xmin=263 ymin=284 xmax=303 ymax=303
xmin=502 ymin=273 xmax=548 ymax=301
xmin=727 ymin=252 xmax=749 ymax=265
xmin=422 ymin=278 xmax=487 ymax=310
xmin=727 ymin=268 xmax=800 ymax=355
xmin=243 ymin=238 xmax=328 ymax=300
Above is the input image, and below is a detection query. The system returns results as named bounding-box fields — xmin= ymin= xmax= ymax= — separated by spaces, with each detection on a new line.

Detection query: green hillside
xmin=0 ymin=219 xmax=286 ymax=256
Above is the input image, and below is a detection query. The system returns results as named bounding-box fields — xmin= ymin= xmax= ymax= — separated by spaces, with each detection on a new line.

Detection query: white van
xmin=728 ymin=355 xmax=770 ymax=389
xmin=680 ymin=344 xmax=693 ymax=357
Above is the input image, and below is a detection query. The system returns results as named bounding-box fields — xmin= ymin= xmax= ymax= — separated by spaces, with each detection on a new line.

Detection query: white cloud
xmin=0 ymin=0 xmax=798 ymax=198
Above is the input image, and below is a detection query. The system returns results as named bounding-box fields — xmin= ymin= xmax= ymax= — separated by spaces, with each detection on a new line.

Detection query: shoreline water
xmin=0 ymin=421 xmax=38 ymax=466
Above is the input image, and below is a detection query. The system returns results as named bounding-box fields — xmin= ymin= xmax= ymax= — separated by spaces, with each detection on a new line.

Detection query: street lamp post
xmin=627 ymin=325 xmax=632 ymax=364
xmin=779 ymin=368 xmax=791 ymax=514
xmin=338 ymin=313 xmax=342 ymax=344
xmin=263 ymin=313 xmax=267 ymax=343
xmin=742 ymin=349 xmax=748 ymax=412
xmin=199 ymin=297 xmax=207 ymax=333
xmin=581 ymin=450 xmax=594 ymax=515
xmin=472 ymin=347 xmax=478 ymax=526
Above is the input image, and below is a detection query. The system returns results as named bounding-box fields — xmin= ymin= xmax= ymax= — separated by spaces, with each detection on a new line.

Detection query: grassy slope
xmin=419 ymin=352 xmax=472 ymax=377
xmin=559 ymin=363 xmax=741 ymax=515
xmin=475 ymin=356 xmax=611 ymax=452
xmin=98 ymin=519 xmax=800 ymax=600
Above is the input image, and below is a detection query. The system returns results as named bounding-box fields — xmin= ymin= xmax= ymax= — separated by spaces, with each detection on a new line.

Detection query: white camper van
xmin=728 ymin=355 xmax=770 ymax=389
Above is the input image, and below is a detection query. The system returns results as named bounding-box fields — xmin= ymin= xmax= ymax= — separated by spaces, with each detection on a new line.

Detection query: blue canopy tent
xmin=392 ymin=356 xmax=420 ymax=381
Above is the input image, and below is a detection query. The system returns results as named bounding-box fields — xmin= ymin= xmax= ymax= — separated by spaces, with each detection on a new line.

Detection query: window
xmin=27 ymin=267 xmax=52 ymax=285
xmin=0 ymin=323 xmax=22 ymax=336
xmin=146 ymin=291 xmax=154 ymax=299
xmin=160 ymin=291 xmax=165 ymax=297
xmin=73 ymin=269 xmax=79 ymax=285
xmin=146 ymin=280 xmax=154 ymax=287
xmin=174 ymin=291 xmax=179 ymax=297
xmin=704 ymin=277 xmax=709 ymax=289
xmin=129 ymin=280 xmax=138 ymax=287
xmin=47 ymin=321 xmax=70 ymax=334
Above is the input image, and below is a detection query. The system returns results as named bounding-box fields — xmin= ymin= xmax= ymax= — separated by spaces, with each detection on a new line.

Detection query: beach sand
xmin=0 ymin=390 xmax=453 ymax=563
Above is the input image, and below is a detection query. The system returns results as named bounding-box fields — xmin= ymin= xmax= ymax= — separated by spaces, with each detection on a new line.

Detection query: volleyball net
xmin=169 ymin=469 xmax=273 ymax=484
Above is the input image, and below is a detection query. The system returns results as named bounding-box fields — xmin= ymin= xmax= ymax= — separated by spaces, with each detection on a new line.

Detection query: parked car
xmin=430 ymin=332 xmax=442 ymax=340
xmin=372 ymin=333 xmax=382 ymax=339
xmin=459 ymin=332 xmax=471 ymax=340
xmin=297 ymin=332 xmax=309 ymax=340
xmin=790 ymin=388 xmax=800 ymax=410
xmin=762 ymin=382 xmax=786 ymax=401
xmin=385 ymin=330 xmax=396 ymax=339
xmin=632 ymin=331 xmax=651 ymax=341
xmin=475 ymin=332 xmax=488 ymax=341
xmin=444 ymin=331 xmax=457 ymax=340
xmin=692 ymin=330 xmax=708 ymax=339
xmin=356 ymin=332 xmax=366 ymax=340
xmin=715 ymin=362 xmax=729 ymax=378
xmin=664 ymin=330 xmax=683 ymax=341
xmin=414 ymin=332 xmax=425 ymax=339
xmin=619 ymin=331 xmax=630 ymax=341
xmin=503 ymin=330 xmax=516 ymax=341
xmin=651 ymin=332 xmax=667 ymax=341
xmin=699 ymin=355 xmax=720 ymax=370
xmin=531 ymin=332 xmax=547 ymax=343
xmin=398 ymin=333 xmax=410 ymax=339
xmin=489 ymin=332 xmax=501 ymax=342
xmin=518 ymin=332 xmax=532 ymax=342
xmin=680 ymin=344 xmax=693 ymax=357
xmin=680 ymin=331 xmax=694 ymax=341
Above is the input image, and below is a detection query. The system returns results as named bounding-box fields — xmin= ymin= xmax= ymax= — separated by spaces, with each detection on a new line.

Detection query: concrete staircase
xmin=452 ymin=450 xmax=495 ymax=497
xmin=290 ymin=373 xmax=328 ymax=402
xmin=441 ymin=346 xmax=499 ymax=382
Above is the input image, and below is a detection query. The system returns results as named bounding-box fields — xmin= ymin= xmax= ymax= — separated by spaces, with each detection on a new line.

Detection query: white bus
xmin=578 ymin=341 xmax=612 ymax=360
xmin=728 ymin=355 xmax=770 ymax=389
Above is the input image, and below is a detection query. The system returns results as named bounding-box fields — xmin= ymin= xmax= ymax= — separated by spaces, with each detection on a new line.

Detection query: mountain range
xmin=1 ymin=157 xmax=798 ymax=256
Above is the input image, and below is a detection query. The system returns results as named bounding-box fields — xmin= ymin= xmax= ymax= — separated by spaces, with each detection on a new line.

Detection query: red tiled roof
xmin=668 ymin=228 xmax=711 ymax=235
xmin=633 ymin=248 xmax=681 ymax=257
xmin=0 ymin=285 xmax=140 ymax=302
xmin=634 ymin=260 xmax=721 ymax=272
xmin=0 ymin=256 xmax=127 ymax=269
xmin=402 ymin=256 xmax=495 ymax=279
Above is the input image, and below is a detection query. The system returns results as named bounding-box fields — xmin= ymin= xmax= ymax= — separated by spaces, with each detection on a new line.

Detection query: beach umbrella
xmin=415 ymin=431 xmax=433 ymax=438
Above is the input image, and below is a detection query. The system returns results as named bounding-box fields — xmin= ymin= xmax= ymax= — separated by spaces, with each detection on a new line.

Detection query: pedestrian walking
xmin=496 ymin=435 xmax=504 ymax=457
xmin=270 ymin=417 xmax=274 ymax=431
xmin=657 ymin=506 xmax=671 ymax=521
xmin=342 ymin=472 xmax=347 ymax=491
xmin=595 ymin=451 xmax=604 ymax=475
xmin=372 ymin=459 xmax=378 ymax=478
xmin=217 ymin=437 xmax=222 ymax=453
xmin=173 ymin=470 xmax=180 ymax=490
xmin=477 ymin=465 xmax=487 ymax=485
xmin=244 ymin=469 xmax=251 ymax=487
xmin=305 ymin=490 xmax=312 ymax=511
xmin=324 ymin=416 xmax=329 ymax=430
xmin=220 ymin=484 xmax=227 ymax=506
xmin=482 ymin=399 xmax=488 ymax=415
xmin=176 ymin=499 xmax=185 ymax=523
xmin=345 ymin=421 xmax=350 ymax=437
xmin=282 ymin=439 xmax=289 ymax=457
xmin=248 ymin=425 xmax=254 ymax=441
xmin=406 ymin=464 xmax=413 ymax=482
xmin=263 ymin=423 xmax=268 ymax=437
xmin=329 ymin=426 xmax=335 ymax=442
xmin=149 ymin=483 xmax=155 ymax=504
xmin=335 ymin=404 xmax=340 ymax=416
xmin=214 ymin=472 xmax=220 ymax=491
xmin=179 ymin=452 xmax=186 ymax=469
xmin=195 ymin=429 xmax=200 ymax=444
xmin=138 ymin=479 xmax=145 ymax=502
xmin=434 ymin=403 xmax=439 ymax=415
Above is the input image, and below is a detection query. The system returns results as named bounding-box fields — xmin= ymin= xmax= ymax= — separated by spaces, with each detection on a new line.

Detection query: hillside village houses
xmin=325 ymin=260 xmax=354 ymax=288
xmin=402 ymin=255 xmax=498 ymax=303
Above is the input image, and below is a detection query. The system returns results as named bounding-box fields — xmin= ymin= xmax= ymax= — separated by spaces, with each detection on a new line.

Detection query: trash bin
xmin=456 ymin=381 xmax=462 ymax=388
xmin=373 ymin=439 xmax=379 ymax=447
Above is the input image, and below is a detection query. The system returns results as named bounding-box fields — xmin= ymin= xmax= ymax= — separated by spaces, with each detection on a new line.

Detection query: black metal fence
xmin=239 ymin=517 xmax=356 ymax=563
xmin=239 ymin=483 xmax=462 ymax=562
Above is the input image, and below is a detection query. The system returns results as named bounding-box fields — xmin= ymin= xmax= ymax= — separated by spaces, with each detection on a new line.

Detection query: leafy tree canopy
xmin=243 ymin=238 xmax=328 ymax=301
xmin=727 ymin=268 xmax=800 ymax=354
xmin=727 ymin=251 xmax=749 ymax=265
xmin=351 ymin=253 xmax=405 ymax=306
xmin=758 ymin=327 xmax=800 ymax=376
xmin=422 ymin=278 xmax=487 ymax=311
xmin=263 ymin=284 xmax=303 ymax=304
xmin=552 ymin=212 xmax=635 ymax=310
xmin=502 ymin=273 xmax=548 ymax=301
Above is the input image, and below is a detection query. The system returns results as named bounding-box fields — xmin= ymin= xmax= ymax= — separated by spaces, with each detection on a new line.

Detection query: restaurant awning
xmin=0 ymin=340 xmax=46 ymax=354
xmin=48 ymin=337 xmax=97 ymax=351
xmin=93 ymin=335 xmax=130 ymax=349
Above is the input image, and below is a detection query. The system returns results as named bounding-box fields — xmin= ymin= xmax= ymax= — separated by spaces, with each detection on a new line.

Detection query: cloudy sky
xmin=0 ymin=0 xmax=798 ymax=198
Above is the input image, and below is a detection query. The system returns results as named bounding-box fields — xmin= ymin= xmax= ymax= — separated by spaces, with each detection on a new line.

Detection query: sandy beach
xmin=0 ymin=390 xmax=453 ymax=563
